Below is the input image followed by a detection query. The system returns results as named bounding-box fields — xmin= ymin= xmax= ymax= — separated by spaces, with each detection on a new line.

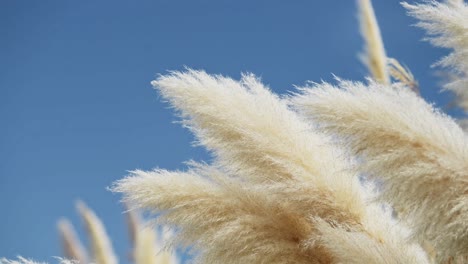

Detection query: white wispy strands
xmin=0 ymin=258 xmax=45 ymax=264
xmin=292 ymin=80 xmax=468 ymax=262
xmin=403 ymin=0 xmax=468 ymax=111
xmin=358 ymin=0 xmax=389 ymax=85
xmin=316 ymin=220 xmax=428 ymax=264
xmin=76 ymin=201 xmax=117 ymax=264
xmin=113 ymin=70 xmax=430 ymax=263
xmin=0 ymin=257 xmax=75 ymax=264
xmin=57 ymin=219 xmax=89 ymax=264
xmin=387 ymin=58 xmax=419 ymax=94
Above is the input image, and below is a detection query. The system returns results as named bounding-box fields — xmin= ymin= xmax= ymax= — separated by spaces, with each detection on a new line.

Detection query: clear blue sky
xmin=0 ymin=0 xmax=451 ymax=262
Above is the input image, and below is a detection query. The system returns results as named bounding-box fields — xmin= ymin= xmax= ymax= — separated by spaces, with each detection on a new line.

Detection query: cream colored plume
xmin=403 ymin=1 xmax=468 ymax=112
xmin=151 ymin=70 xmax=347 ymax=186
xmin=151 ymin=69 xmax=370 ymax=226
xmin=126 ymin=204 xmax=139 ymax=248
xmin=114 ymin=168 xmax=329 ymax=263
xmin=358 ymin=0 xmax=389 ymax=84
xmin=114 ymin=166 xmax=428 ymax=264
xmin=114 ymin=70 xmax=430 ymax=263
xmin=293 ymin=80 xmax=468 ymax=262
xmin=135 ymin=228 xmax=178 ymax=264
xmin=126 ymin=210 xmax=178 ymax=264
xmin=57 ymin=219 xmax=89 ymax=264
xmin=76 ymin=201 xmax=117 ymax=264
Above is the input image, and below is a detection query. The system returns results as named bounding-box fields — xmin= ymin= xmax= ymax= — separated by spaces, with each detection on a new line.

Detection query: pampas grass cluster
xmin=55 ymin=201 xmax=178 ymax=264
xmin=114 ymin=0 xmax=468 ymax=263
xmin=2 ymin=0 xmax=467 ymax=263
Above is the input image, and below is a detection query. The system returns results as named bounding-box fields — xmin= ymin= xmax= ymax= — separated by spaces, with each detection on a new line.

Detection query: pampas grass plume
xmin=292 ymin=80 xmax=468 ymax=262
xmin=126 ymin=209 xmax=179 ymax=264
xmin=358 ymin=0 xmax=389 ymax=84
xmin=57 ymin=219 xmax=88 ymax=264
xmin=114 ymin=71 xmax=430 ymax=263
xmin=403 ymin=0 xmax=468 ymax=112
xmin=76 ymin=201 xmax=117 ymax=264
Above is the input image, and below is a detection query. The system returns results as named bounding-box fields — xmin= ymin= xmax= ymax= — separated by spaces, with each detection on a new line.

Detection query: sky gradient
xmin=1 ymin=0 xmax=451 ymax=262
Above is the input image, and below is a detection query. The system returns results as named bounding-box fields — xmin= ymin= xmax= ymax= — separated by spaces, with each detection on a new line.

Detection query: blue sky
xmin=0 ymin=0 xmax=451 ymax=262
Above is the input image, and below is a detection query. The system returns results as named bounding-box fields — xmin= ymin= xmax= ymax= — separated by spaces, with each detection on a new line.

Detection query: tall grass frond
xmin=57 ymin=219 xmax=89 ymax=264
xmin=403 ymin=0 xmax=468 ymax=112
xmin=154 ymin=228 xmax=179 ymax=264
xmin=126 ymin=210 xmax=179 ymax=264
xmin=388 ymin=58 xmax=419 ymax=94
xmin=358 ymin=0 xmax=390 ymax=84
xmin=293 ymin=80 xmax=468 ymax=262
xmin=76 ymin=201 xmax=118 ymax=264
xmin=133 ymin=226 xmax=158 ymax=264
xmin=126 ymin=204 xmax=140 ymax=248
xmin=134 ymin=227 xmax=178 ymax=264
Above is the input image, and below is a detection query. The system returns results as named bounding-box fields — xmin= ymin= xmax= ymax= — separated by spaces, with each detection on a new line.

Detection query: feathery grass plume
xmin=114 ymin=167 xmax=429 ymax=264
xmin=133 ymin=227 xmax=158 ymax=264
xmin=403 ymin=1 xmax=468 ymax=112
xmin=292 ymin=80 xmax=468 ymax=262
xmin=57 ymin=219 xmax=89 ymax=264
xmin=358 ymin=0 xmax=390 ymax=84
xmin=134 ymin=227 xmax=178 ymax=264
xmin=76 ymin=201 xmax=118 ymax=264
xmin=115 ymin=167 xmax=331 ymax=263
xmin=388 ymin=58 xmax=419 ymax=94
xmin=151 ymin=70 xmax=358 ymax=203
xmin=151 ymin=69 xmax=375 ymax=226
xmin=126 ymin=204 xmax=139 ymax=248
xmin=126 ymin=209 xmax=179 ymax=264
xmin=114 ymin=70 xmax=430 ymax=263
